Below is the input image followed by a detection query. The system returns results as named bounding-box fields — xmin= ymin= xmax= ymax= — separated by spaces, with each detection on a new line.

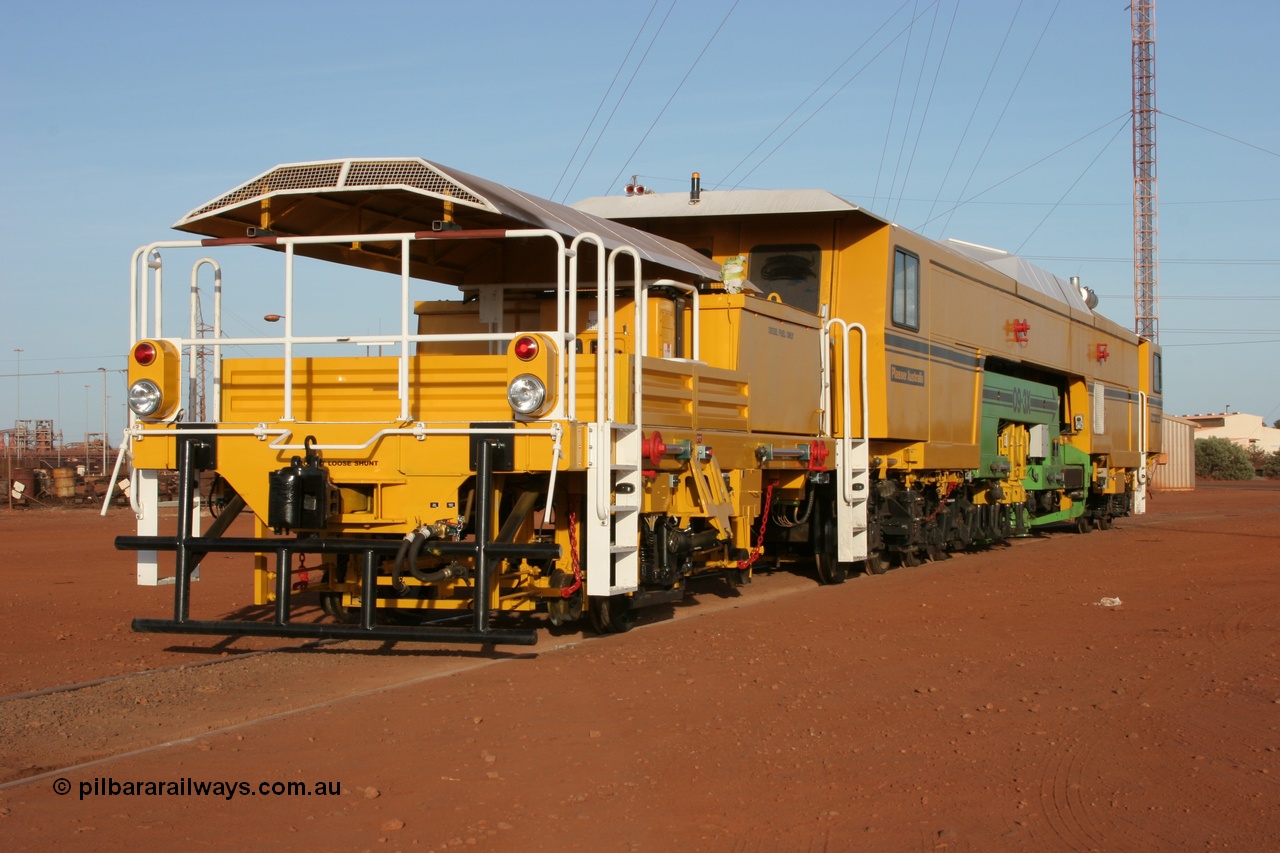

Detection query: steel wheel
xmin=588 ymin=595 xmax=635 ymax=635
xmin=898 ymin=549 xmax=922 ymax=568
xmin=863 ymin=552 xmax=889 ymax=575
xmin=815 ymin=553 xmax=849 ymax=585
xmin=546 ymin=569 xmax=582 ymax=627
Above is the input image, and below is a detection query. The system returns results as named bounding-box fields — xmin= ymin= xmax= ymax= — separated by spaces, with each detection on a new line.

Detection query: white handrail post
xmin=152 ymin=253 xmax=164 ymax=339
xmin=190 ymin=258 xmax=221 ymax=419
xmin=854 ymin=322 xmax=869 ymax=442
xmin=399 ymin=236 xmax=411 ymax=422
xmin=608 ymin=247 xmax=643 ymax=422
xmin=212 ymin=261 xmax=222 ymax=420
xmin=189 ymin=262 xmax=198 ymax=414
xmin=555 ymin=240 xmax=567 ymax=421
xmin=819 ymin=321 xmax=833 ymax=436
xmin=650 ymin=279 xmax=699 ymax=361
xmin=569 ymin=232 xmax=606 ymax=426
xmin=1135 ymin=390 xmax=1149 ymax=515
xmin=568 ymin=243 xmax=579 ymax=422
xmin=282 ymin=242 xmax=295 ymax=422
xmin=129 ymin=247 xmax=144 ymax=347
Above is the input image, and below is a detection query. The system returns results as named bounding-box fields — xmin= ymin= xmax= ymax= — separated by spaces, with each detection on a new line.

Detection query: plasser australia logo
xmin=890 ymin=364 xmax=926 ymax=386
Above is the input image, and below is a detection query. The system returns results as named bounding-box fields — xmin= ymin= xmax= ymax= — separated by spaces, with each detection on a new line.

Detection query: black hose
xmin=407 ymin=531 xmax=432 ymax=582
xmin=794 ymin=487 xmax=816 ymax=524
xmin=391 ymin=534 xmax=415 ymax=593
xmin=411 ymin=563 xmax=466 ymax=584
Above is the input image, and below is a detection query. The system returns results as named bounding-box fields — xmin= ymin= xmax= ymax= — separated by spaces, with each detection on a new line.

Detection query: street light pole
xmin=98 ymin=367 xmax=108 ymax=473
xmin=12 ymin=347 xmax=22 ymax=461
xmin=83 ymin=384 xmax=90 ymax=473
xmin=55 ymin=370 xmax=63 ymax=466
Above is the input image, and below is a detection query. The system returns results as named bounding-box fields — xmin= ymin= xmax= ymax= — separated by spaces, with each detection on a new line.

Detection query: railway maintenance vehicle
xmin=114 ymin=158 xmax=1160 ymax=644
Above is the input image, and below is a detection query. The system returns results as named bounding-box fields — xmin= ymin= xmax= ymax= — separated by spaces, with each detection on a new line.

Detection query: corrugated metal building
xmin=1151 ymin=415 xmax=1196 ymax=491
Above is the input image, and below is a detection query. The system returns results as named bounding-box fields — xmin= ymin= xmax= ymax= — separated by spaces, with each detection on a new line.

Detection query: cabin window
xmin=1152 ymin=352 xmax=1162 ymax=394
xmin=892 ymin=248 xmax=920 ymax=330
xmin=749 ymin=244 xmax=821 ymax=314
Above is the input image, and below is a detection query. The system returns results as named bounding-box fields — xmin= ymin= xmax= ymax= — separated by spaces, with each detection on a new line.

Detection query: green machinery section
xmin=978 ymin=372 xmax=1090 ymax=531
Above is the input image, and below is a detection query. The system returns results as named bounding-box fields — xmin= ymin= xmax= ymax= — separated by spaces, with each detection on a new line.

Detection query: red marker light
xmin=513 ymin=336 xmax=539 ymax=361
xmin=133 ymin=341 xmax=157 ymax=366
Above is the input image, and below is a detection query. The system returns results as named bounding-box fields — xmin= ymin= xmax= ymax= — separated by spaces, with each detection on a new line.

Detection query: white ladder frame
xmin=1133 ymin=390 xmax=1148 ymax=515
xmin=823 ymin=319 xmax=871 ymax=562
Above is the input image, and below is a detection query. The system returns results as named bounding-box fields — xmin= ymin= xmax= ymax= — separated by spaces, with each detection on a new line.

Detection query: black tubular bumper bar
xmin=116 ymin=436 xmax=552 ymax=647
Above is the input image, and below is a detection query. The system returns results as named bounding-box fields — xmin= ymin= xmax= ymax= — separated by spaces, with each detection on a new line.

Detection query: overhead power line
xmin=606 ymin=0 xmax=742 ymax=196
xmin=1162 ymin=339 xmax=1280 ymax=348
xmin=1160 ymin=111 xmax=1280 ymax=159
xmin=553 ymin=0 xmax=665 ymax=202
xmin=557 ymin=0 xmax=675 ymax=202
xmin=727 ymin=1 xmax=942 ymax=189
xmin=1094 ymin=294 xmax=1280 ymax=301
xmin=916 ymin=112 xmax=1130 ymax=231
xmin=717 ymin=0 xmax=914 ymax=189
xmin=1025 ymin=255 xmax=1279 ymax=265
xmin=938 ymin=0 xmax=1061 ymax=238
xmin=1013 ymin=118 xmax=1129 ymax=254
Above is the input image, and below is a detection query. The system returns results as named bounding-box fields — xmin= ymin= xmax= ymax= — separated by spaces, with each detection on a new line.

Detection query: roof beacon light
xmin=690 ymin=172 xmax=701 ymax=205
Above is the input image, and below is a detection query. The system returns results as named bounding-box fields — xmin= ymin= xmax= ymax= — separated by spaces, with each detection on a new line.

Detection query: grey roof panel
xmin=174 ymin=157 xmax=724 ymax=283
xmin=944 ymin=239 xmax=1092 ymax=315
xmin=573 ymin=188 xmax=888 ymax=223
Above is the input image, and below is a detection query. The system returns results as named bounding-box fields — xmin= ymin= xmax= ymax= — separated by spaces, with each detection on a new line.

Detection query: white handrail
xmin=283 ymin=242 xmax=297 ymax=420
xmin=606 ymin=247 xmax=643 ymax=424
xmin=130 ymin=229 xmax=592 ymax=515
xmin=823 ymin=319 xmax=869 ymax=505
xmin=123 ymin=422 xmax=559 ymax=452
xmin=568 ymin=233 xmax=606 ymax=423
xmin=189 ymin=258 xmax=221 ymax=419
xmin=398 ymin=236 xmax=411 ymax=421
xmin=130 ymin=229 xmax=573 ymax=429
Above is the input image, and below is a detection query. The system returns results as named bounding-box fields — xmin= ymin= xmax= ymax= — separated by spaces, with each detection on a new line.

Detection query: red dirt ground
xmin=1 ymin=483 xmax=1277 ymax=852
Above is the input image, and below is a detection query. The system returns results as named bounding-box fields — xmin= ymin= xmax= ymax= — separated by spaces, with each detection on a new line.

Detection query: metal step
xmin=836 ymin=437 xmax=870 ymax=562
xmin=586 ymin=421 xmax=641 ymax=596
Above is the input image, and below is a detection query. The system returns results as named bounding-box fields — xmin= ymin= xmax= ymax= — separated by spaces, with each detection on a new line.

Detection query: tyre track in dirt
xmin=3 ymin=484 xmax=1278 ymax=851
xmin=0 ymin=571 xmax=815 ymax=789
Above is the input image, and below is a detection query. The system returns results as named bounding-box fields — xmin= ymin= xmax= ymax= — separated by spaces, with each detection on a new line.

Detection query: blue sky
xmin=2 ymin=0 xmax=1278 ymax=446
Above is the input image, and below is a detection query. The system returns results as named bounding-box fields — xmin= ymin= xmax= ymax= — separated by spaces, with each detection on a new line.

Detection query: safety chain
xmin=292 ymin=552 xmax=311 ymax=591
xmin=922 ymin=480 xmax=960 ymax=523
xmin=736 ymin=482 xmax=777 ymax=570
xmin=560 ymin=507 xmax=583 ymax=599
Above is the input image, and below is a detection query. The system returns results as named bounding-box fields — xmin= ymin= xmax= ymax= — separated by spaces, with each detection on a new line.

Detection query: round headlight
xmin=128 ymin=379 xmax=163 ymax=416
xmin=507 ymin=374 xmax=546 ymax=415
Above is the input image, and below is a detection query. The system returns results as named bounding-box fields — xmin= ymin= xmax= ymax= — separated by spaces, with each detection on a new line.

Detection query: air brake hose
xmin=391 ymin=533 xmax=415 ymax=593
xmin=407 ymin=529 xmax=437 ymax=583
xmin=411 ymin=563 xmax=466 ymax=584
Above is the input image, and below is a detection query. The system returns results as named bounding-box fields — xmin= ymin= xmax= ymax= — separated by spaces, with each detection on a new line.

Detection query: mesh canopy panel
xmin=189 ymin=162 xmax=345 ymax=218
xmin=186 ymin=159 xmax=485 ymax=220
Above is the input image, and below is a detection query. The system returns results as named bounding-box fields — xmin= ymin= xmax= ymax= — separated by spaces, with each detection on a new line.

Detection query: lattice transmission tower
xmin=1132 ymin=0 xmax=1158 ymax=341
